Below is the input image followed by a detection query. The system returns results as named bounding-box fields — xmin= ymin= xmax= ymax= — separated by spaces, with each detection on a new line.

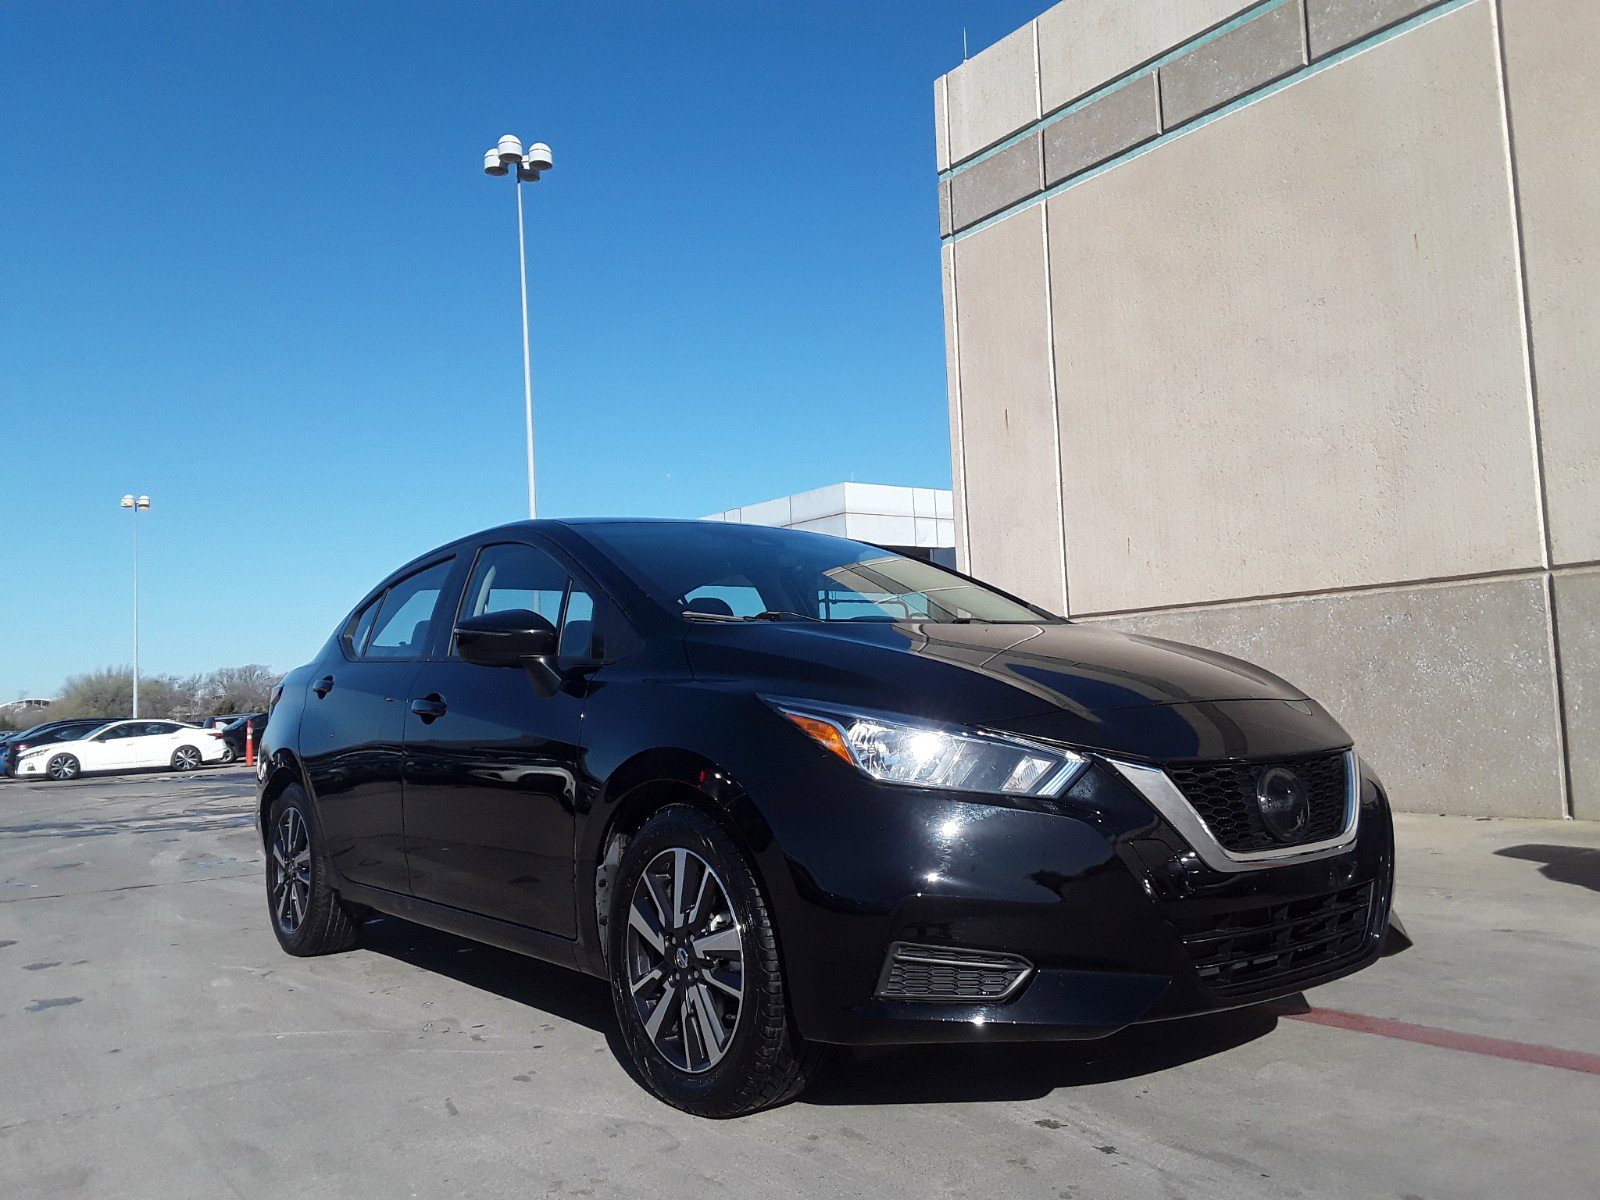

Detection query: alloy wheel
xmin=270 ymin=807 xmax=312 ymax=935
xmin=625 ymin=847 xmax=745 ymax=1073
xmin=46 ymin=755 xmax=78 ymax=781
xmin=173 ymin=746 xmax=202 ymax=771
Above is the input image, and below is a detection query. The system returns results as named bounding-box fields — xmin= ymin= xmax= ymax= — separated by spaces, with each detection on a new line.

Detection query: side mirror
xmin=455 ymin=609 xmax=557 ymax=667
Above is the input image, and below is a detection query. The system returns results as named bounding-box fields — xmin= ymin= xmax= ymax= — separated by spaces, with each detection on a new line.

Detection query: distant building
xmin=703 ymin=483 xmax=956 ymax=567
xmin=1 ymin=698 xmax=53 ymax=715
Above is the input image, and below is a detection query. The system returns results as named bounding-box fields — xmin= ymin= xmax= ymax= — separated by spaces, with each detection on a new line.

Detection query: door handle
xmin=313 ymin=675 xmax=335 ymax=698
xmin=409 ymin=694 xmax=448 ymax=722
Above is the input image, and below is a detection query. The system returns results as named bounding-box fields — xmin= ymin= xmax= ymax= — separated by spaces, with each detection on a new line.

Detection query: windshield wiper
xmin=748 ymin=610 xmax=821 ymax=622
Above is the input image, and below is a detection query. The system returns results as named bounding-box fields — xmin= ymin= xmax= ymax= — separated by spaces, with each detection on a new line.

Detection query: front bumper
xmin=751 ymin=753 xmax=1395 ymax=1046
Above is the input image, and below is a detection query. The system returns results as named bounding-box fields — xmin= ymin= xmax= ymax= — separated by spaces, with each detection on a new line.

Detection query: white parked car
xmin=12 ymin=719 xmax=228 ymax=781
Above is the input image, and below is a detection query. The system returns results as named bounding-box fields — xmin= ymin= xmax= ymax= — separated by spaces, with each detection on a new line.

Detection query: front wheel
xmin=171 ymin=745 xmax=203 ymax=772
xmin=608 ymin=806 xmax=829 ymax=1117
xmin=45 ymin=754 xmax=80 ymax=782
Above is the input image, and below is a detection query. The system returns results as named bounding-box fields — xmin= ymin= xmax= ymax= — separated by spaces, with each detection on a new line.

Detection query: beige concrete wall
xmin=1554 ymin=569 xmax=1600 ymax=820
xmin=1036 ymin=0 xmax=1254 ymax=111
xmin=1048 ymin=1 xmax=1539 ymax=615
xmin=944 ymin=23 xmax=1039 ymax=163
xmin=947 ymin=206 xmax=1067 ymax=610
xmin=936 ymin=0 xmax=1597 ymax=817
xmin=1499 ymin=0 xmax=1600 ymax=566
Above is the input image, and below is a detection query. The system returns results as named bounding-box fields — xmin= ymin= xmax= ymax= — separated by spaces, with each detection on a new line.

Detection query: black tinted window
xmin=455 ymin=542 xmax=596 ymax=659
xmin=460 ymin=543 xmax=568 ymax=627
xmin=345 ymin=595 xmax=381 ymax=656
xmin=365 ymin=560 xmax=454 ymax=659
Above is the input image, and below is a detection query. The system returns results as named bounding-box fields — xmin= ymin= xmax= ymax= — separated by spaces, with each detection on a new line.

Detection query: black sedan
xmin=217 ymin=713 xmax=268 ymax=763
xmin=257 ymin=519 xmax=1399 ymax=1116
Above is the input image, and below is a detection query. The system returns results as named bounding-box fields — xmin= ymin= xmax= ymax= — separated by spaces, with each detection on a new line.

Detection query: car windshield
xmin=578 ymin=522 xmax=1055 ymax=624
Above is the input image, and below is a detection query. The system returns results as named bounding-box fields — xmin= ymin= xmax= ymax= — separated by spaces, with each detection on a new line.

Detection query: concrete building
xmin=704 ymin=483 xmax=956 ymax=565
xmin=935 ymin=0 xmax=1597 ymax=819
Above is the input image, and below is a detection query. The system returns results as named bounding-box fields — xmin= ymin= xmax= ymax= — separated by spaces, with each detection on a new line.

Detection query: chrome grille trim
xmin=1107 ymin=751 xmax=1360 ymax=874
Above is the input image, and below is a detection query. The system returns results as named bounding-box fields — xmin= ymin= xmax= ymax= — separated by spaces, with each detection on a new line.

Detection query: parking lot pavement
xmin=1 ymin=776 xmax=1596 ymax=1200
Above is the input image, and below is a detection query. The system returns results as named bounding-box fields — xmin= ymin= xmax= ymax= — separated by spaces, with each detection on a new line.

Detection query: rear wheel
xmin=219 ymin=744 xmax=238 ymax=764
xmin=266 ymin=786 xmax=360 ymax=956
xmin=45 ymin=754 xmax=80 ymax=782
xmin=171 ymin=745 xmax=203 ymax=772
xmin=608 ymin=806 xmax=829 ymax=1117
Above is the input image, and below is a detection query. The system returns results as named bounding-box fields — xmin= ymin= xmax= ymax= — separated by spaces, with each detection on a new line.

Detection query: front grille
xmin=876 ymin=943 xmax=1033 ymax=1002
xmin=1174 ymin=882 xmax=1375 ymax=997
xmin=1166 ymin=752 xmax=1349 ymax=852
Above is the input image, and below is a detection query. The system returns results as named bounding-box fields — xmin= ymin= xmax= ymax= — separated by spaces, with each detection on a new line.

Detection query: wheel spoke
xmin=692 ymin=926 xmax=741 ymax=957
xmin=671 ymin=848 xmax=691 ymax=930
xmin=641 ymin=871 xmax=672 ymax=930
xmin=682 ymin=991 xmax=709 ymax=1068
xmin=627 ymin=897 xmax=666 ymax=954
xmin=692 ymin=983 xmax=729 ymax=1059
xmin=684 ymin=867 xmax=712 ymax=929
xmin=642 ymin=981 xmax=680 ymax=1046
xmin=702 ymin=965 xmax=743 ymax=1001
xmin=629 ymin=965 xmax=664 ymax=996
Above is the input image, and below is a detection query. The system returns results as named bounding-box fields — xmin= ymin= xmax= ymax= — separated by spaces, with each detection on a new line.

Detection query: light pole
xmin=483 ymin=134 xmax=554 ymax=519
xmin=119 ymin=493 xmax=151 ymax=717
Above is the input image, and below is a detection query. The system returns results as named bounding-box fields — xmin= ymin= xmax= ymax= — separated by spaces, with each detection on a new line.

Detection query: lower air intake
xmin=875 ymin=942 xmax=1033 ymax=1002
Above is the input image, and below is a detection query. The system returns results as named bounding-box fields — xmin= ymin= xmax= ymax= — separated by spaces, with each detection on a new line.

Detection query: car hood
xmin=687 ymin=620 xmax=1349 ymax=762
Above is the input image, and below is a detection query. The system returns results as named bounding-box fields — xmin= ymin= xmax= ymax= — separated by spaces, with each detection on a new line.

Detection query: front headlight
xmin=769 ymin=699 xmax=1088 ymax=797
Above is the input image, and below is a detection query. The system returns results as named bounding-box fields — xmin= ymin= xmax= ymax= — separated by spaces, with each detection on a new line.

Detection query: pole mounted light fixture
xmin=119 ymin=493 xmax=151 ymax=717
xmin=482 ymin=133 xmax=554 ymax=519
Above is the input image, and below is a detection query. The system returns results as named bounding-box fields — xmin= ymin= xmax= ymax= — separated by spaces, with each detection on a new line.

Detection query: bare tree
xmin=199 ymin=665 xmax=279 ymax=715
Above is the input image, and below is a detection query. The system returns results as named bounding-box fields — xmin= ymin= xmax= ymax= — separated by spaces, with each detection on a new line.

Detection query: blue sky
xmin=0 ymin=1 xmax=1041 ymax=697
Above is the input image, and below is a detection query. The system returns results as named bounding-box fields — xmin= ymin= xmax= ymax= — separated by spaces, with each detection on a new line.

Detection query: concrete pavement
xmin=1 ymin=768 xmax=1596 ymax=1198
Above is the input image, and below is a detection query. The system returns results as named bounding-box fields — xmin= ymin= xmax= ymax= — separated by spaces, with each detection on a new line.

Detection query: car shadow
xmin=803 ymin=1003 xmax=1283 ymax=1106
xmin=358 ymin=914 xmax=1287 ymax=1107
xmin=1494 ymin=844 xmax=1600 ymax=894
xmin=358 ymin=917 xmax=615 ymax=1030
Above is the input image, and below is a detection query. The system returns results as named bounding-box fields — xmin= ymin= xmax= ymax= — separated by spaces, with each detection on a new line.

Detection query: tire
xmin=171 ymin=745 xmax=203 ymax=772
xmin=219 ymin=744 xmax=237 ymax=764
xmin=45 ymin=754 xmax=80 ymax=782
xmin=608 ymin=805 xmax=830 ymax=1117
xmin=265 ymin=785 xmax=361 ymax=956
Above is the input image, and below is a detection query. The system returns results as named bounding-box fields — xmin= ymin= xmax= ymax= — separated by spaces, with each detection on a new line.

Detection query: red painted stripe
xmin=1285 ymin=1006 xmax=1600 ymax=1077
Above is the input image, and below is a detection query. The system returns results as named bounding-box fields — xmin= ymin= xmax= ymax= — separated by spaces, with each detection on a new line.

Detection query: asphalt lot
xmin=1 ymin=768 xmax=1596 ymax=1199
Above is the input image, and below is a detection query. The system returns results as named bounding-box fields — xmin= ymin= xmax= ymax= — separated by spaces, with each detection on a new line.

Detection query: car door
xmin=298 ymin=557 xmax=455 ymax=895
xmin=128 ymin=721 xmax=184 ymax=768
xmin=86 ymin=723 xmax=142 ymax=769
xmin=400 ymin=538 xmax=593 ymax=935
